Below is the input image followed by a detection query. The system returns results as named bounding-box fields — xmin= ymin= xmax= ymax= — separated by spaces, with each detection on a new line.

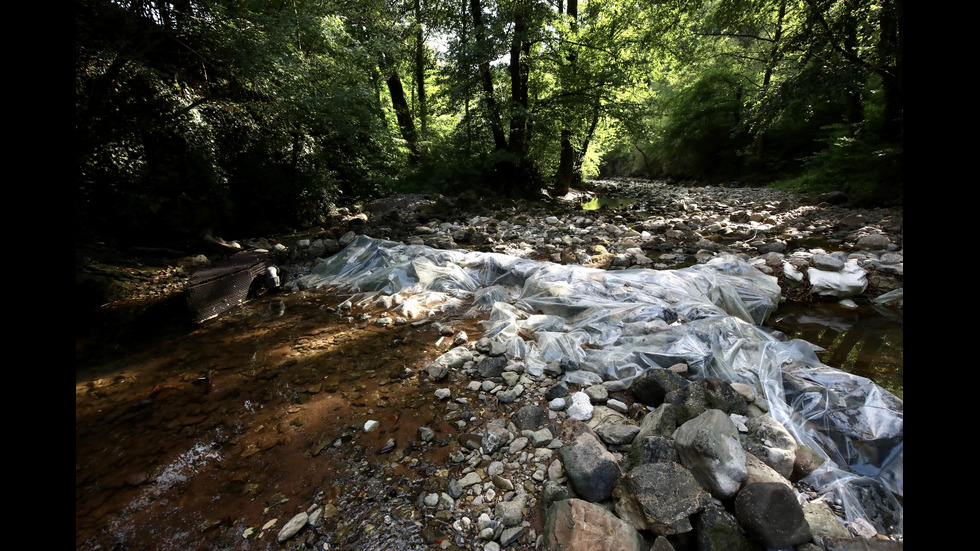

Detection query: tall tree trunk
xmin=383 ymin=58 xmax=421 ymax=165
xmin=506 ymin=7 xmax=529 ymax=159
xmin=554 ymin=0 xmax=578 ymax=196
xmin=470 ymin=0 xmax=507 ymax=151
xmin=414 ymin=0 xmax=428 ymax=142
xmin=878 ymin=0 xmax=903 ymax=140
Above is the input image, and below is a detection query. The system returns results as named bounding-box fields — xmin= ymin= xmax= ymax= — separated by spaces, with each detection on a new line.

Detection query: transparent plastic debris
xmin=292 ymin=236 xmax=902 ymax=534
xmin=872 ymin=287 xmax=904 ymax=306
xmin=807 ymin=262 xmax=868 ymax=298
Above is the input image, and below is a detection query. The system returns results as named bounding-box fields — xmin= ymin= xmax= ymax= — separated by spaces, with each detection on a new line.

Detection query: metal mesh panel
xmin=186 ymin=250 xmax=271 ymax=322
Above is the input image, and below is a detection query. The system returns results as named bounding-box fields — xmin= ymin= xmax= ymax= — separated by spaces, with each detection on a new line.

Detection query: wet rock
xmin=363 ymin=420 xmax=380 ymax=433
xmin=543 ymin=499 xmax=645 ymax=551
xmin=674 ymin=409 xmax=747 ymax=499
xmin=559 ymin=432 xmax=622 ymax=502
xmin=418 ymin=426 xmax=435 ymax=442
xmin=613 ymin=461 xmax=710 ymax=535
xmin=734 ymin=482 xmax=812 ymax=548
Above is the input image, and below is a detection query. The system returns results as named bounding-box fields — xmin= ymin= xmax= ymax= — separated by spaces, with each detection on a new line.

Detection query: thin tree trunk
xmin=384 ymin=61 xmax=421 ymax=165
xmin=554 ymin=0 xmax=578 ymax=195
xmin=470 ymin=0 xmax=507 ymax=151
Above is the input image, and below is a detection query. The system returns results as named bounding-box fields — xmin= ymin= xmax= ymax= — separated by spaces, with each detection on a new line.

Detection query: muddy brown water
xmin=76 ymin=285 xmax=903 ymax=550
xmin=76 ymin=290 xmax=506 ymax=551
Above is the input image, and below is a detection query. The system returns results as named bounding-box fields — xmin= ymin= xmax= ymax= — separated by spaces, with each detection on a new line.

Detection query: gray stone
xmin=531 ymin=428 xmax=555 ymax=447
xmin=606 ymin=398 xmax=629 ymax=414
xmin=803 ymin=500 xmax=850 ymax=539
xmin=512 ymin=405 xmax=545 ymax=431
xmin=596 ymin=424 xmax=640 ymax=446
xmin=483 ymin=424 xmax=511 ymax=454
xmin=613 ymin=462 xmax=710 ymax=535
xmin=585 ymin=384 xmax=609 ymax=404
xmin=418 ymin=426 xmax=435 ymax=442
xmin=630 ymin=368 xmax=688 ymax=407
xmin=499 ymin=526 xmax=523 ymax=547
xmin=634 ymin=435 xmax=679 ymax=466
xmin=459 ymin=471 xmax=483 ymax=487
xmin=495 ymin=492 xmax=526 ymax=526
xmin=277 ymin=511 xmax=309 ymax=542
xmin=438 ymin=346 xmax=473 ymax=369
xmin=425 ymin=361 xmax=449 ymax=380
xmin=435 ymin=388 xmax=451 ymax=400
xmin=855 ymin=234 xmax=891 ymax=250
xmin=559 ymin=433 xmax=622 ymax=502
xmin=734 ymin=482 xmax=812 ymax=548
xmin=674 ymin=409 xmax=747 ymax=499
xmin=479 ymin=356 xmax=508 ymax=378
xmin=812 ymin=253 xmax=845 ymax=271
xmin=694 ymin=504 xmax=762 ymax=551
xmin=545 ymin=382 xmax=569 ymax=400
xmin=744 ymin=415 xmax=798 ymax=479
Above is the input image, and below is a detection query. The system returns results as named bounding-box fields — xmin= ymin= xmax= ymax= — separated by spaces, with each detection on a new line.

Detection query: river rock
xmin=743 ymin=415 xmax=798 ymax=479
xmin=734 ymin=482 xmax=812 ymax=548
xmin=277 ymin=511 xmax=309 ymax=542
xmin=512 ymin=405 xmax=544 ymax=430
xmin=559 ymin=432 xmax=622 ymax=502
xmin=494 ymin=491 xmax=526 ymax=526
xmin=437 ymin=346 xmax=473 ymax=369
xmin=803 ymin=500 xmax=850 ymax=540
xmin=694 ymin=503 xmax=762 ymax=551
xmin=674 ymin=409 xmax=747 ymax=499
xmin=478 ymin=356 xmax=508 ymax=378
xmin=630 ymin=368 xmax=688 ymax=407
xmin=543 ymin=499 xmax=645 ymax=551
xmin=596 ymin=424 xmax=640 ymax=447
xmin=613 ymin=461 xmax=710 ymax=535
xmin=566 ymin=391 xmax=594 ymax=421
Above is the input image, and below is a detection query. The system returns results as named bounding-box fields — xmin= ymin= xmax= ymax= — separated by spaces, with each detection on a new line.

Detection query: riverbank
xmin=76 ymin=180 xmax=903 ymax=551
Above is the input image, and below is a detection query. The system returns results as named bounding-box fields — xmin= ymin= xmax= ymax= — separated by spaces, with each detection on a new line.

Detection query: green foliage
xmin=77 ymin=0 xmax=902 ymax=242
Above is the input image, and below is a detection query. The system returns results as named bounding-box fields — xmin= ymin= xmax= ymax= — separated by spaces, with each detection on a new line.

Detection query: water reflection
xmin=766 ymin=301 xmax=904 ymax=399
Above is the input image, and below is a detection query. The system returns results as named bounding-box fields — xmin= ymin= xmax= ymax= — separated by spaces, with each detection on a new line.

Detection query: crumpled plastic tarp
xmin=292 ymin=235 xmax=903 ymax=534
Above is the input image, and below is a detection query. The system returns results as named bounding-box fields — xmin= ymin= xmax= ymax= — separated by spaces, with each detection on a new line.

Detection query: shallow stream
xmin=76 ymin=276 xmax=902 ymax=550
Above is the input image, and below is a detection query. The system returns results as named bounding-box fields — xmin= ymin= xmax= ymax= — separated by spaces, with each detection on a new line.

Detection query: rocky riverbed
xmin=76 ymin=179 xmax=903 ymax=551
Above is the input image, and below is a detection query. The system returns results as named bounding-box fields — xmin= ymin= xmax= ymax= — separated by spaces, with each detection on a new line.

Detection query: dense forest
xmin=76 ymin=0 xmax=902 ymax=240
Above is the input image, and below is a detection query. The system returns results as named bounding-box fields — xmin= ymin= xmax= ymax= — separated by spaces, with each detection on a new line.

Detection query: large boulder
xmin=559 ymin=433 xmax=622 ymax=502
xmin=613 ymin=462 xmax=710 ymax=535
xmin=674 ymin=409 xmax=747 ymax=499
xmin=630 ymin=368 xmax=688 ymax=407
xmin=694 ymin=504 xmax=763 ymax=551
xmin=543 ymin=499 xmax=645 ymax=551
xmin=734 ymin=482 xmax=812 ymax=548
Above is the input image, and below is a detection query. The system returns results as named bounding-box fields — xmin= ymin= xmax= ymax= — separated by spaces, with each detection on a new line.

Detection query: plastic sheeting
xmin=292 ymin=235 xmax=903 ymax=534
